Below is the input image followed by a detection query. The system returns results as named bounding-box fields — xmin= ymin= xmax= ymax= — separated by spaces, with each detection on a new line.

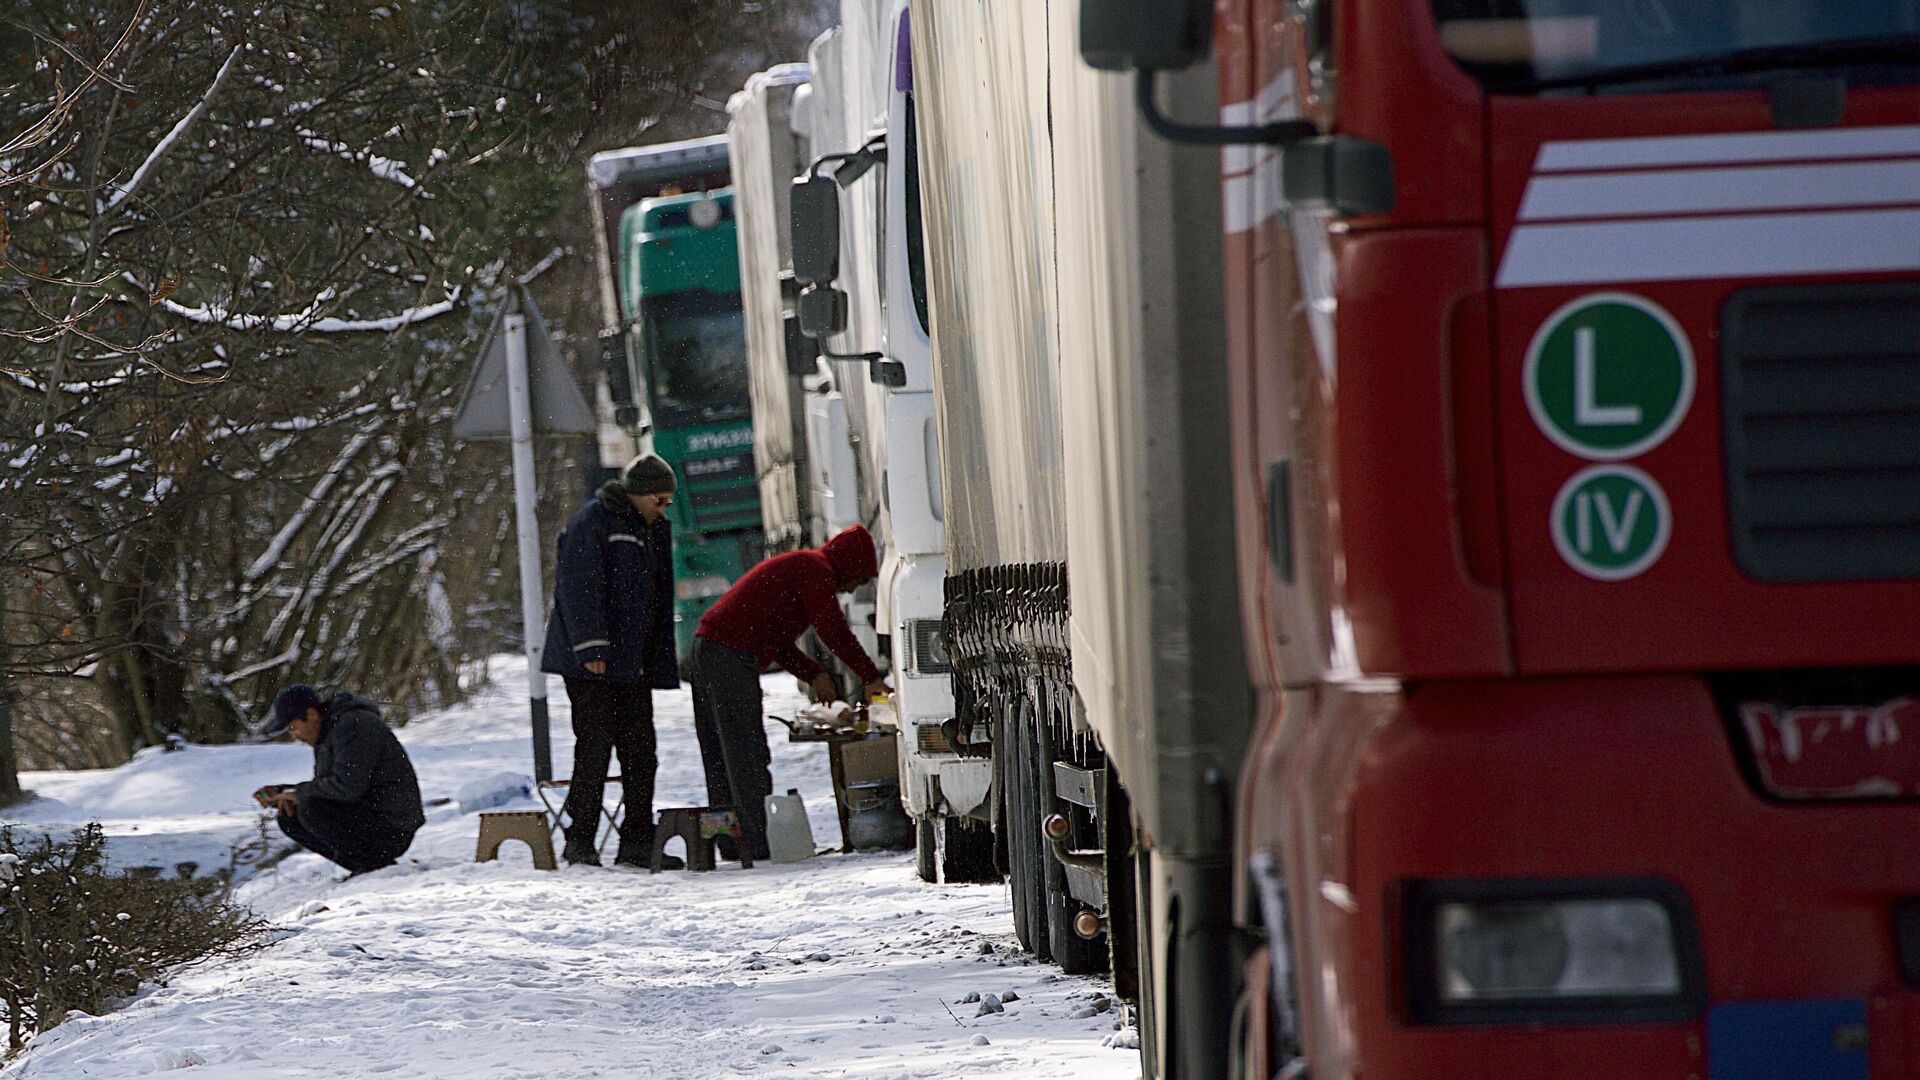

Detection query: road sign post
xmin=503 ymin=313 xmax=553 ymax=783
xmin=453 ymin=284 xmax=594 ymax=784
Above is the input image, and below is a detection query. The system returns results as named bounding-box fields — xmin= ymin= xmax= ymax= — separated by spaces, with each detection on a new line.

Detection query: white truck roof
xmin=586 ymin=134 xmax=731 ymax=191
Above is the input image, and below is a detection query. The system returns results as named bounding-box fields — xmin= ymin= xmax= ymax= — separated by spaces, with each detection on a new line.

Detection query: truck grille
xmin=908 ymin=618 xmax=952 ymax=675
xmin=1721 ymin=282 xmax=1920 ymax=583
xmin=915 ymin=722 xmax=955 ymax=756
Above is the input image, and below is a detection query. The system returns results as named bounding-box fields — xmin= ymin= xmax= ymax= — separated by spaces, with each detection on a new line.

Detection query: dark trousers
xmin=562 ymin=676 xmax=657 ymax=858
xmin=277 ymin=799 xmax=414 ymax=874
xmin=690 ymin=637 xmax=772 ymax=860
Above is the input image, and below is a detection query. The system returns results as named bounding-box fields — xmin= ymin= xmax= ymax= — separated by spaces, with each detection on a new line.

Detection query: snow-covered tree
xmin=0 ymin=0 xmax=832 ymax=784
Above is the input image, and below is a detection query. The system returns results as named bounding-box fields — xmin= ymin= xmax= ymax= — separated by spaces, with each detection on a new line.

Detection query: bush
xmin=0 ymin=824 xmax=271 ymax=1052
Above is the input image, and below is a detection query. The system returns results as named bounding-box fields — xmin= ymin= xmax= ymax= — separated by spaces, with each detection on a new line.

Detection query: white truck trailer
xmin=725 ymin=65 xmax=820 ymax=556
xmin=906 ymin=2 xmax=1254 ymax=1075
xmin=771 ymin=1 xmax=997 ymax=881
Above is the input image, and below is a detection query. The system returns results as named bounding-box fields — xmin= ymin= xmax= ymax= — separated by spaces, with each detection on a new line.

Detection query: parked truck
xmin=725 ymin=55 xmax=888 ymax=707
xmin=724 ymin=65 xmax=822 ymax=558
xmin=1181 ymin=3 xmax=1920 ymax=1078
xmin=739 ymin=2 xmax=999 ymax=882
xmin=915 ymin=1 xmax=1918 ymax=1079
xmin=906 ymin=3 xmax=1250 ymax=1060
xmin=585 ymin=137 xmax=765 ymax=657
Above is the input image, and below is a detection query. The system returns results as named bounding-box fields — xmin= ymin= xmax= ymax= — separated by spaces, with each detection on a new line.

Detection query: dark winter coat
xmin=540 ymin=482 xmax=679 ymax=687
xmin=296 ymin=693 xmax=425 ymax=835
xmin=694 ymin=524 xmax=882 ymax=685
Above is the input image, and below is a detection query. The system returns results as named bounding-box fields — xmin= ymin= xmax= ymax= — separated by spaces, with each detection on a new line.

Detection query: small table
xmin=785 ymin=722 xmax=899 ymax=852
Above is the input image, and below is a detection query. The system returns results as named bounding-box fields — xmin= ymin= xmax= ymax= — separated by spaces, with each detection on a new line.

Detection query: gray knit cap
xmin=621 ymin=453 xmax=677 ymax=496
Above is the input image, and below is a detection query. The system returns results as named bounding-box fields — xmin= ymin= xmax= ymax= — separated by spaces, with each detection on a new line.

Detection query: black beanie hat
xmin=621 ymin=453 xmax=677 ymax=496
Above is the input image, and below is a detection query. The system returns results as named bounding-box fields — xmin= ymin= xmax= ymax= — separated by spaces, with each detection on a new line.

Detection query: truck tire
xmin=914 ymin=815 xmax=937 ymax=883
xmin=942 ymin=816 xmax=998 ymax=884
xmin=1006 ymin=696 xmax=1052 ymax=960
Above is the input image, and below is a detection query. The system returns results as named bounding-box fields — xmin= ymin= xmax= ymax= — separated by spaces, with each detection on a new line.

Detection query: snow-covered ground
xmin=2 ymin=658 xmax=1138 ymax=1079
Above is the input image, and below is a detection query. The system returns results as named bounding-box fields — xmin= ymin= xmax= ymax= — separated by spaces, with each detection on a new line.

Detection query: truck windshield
xmin=1432 ymin=1 xmax=1920 ymax=92
xmin=640 ymin=296 xmax=751 ymax=428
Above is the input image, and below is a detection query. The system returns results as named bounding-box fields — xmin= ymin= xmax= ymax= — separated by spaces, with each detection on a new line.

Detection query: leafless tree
xmin=0 ymin=0 xmax=831 ymax=792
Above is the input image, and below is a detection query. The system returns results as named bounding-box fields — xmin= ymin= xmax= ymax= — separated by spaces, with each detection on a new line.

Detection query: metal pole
xmin=0 ymin=592 xmax=18 ymax=806
xmin=504 ymin=308 xmax=553 ymax=783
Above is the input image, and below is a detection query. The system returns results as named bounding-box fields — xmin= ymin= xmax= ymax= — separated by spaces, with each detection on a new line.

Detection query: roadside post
xmin=452 ymin=283 xmax=594 ymax=783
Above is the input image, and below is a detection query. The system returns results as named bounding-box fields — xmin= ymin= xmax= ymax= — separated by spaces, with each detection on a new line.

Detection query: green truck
xmin=588 ymin=140 xmax=763 ymax=658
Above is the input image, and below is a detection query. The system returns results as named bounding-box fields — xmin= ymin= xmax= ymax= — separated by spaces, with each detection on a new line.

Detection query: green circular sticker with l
xmin=1550 ymin=465 xmax=1671 ymax=581
xmin=1524 ymin=292 xmax=1694 ymax=461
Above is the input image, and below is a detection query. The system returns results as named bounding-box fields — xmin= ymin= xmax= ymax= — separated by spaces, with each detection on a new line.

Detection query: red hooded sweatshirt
xmin=694 ymin=524 xmax=883 ymax=684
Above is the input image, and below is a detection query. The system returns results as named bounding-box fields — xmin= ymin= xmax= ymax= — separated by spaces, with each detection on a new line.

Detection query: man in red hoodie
xmin=691 ymin=523 xmax=891 ymax=860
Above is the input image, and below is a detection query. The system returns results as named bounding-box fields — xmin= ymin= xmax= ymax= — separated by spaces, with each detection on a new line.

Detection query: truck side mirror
xmin=599 ymin=328 xmax=640 ymax=426
xmin=1078 ymin=0 xmax=1210 ymax=71
xmin=790 ymin=175 xmax=841 ymax=286
xmin=1078 ymin=0 xmax=1315 ymax=147
xmin=1283 ymin=136 xmax=1397 ymax=216
xmin=797 ymin=284 xmax=847 ymax=339
xmin=784 ymin=312 xmax=820 ymax=376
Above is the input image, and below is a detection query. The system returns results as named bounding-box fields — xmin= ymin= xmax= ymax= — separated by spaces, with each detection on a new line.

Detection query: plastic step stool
xmin=475 ymin=810 xmax=557 ymax=871
xmin=652 ymin=806 xmax=754 ymax=872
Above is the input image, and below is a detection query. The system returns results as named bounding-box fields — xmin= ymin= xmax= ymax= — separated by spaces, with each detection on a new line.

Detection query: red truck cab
xmin=1217 ymin=0 xmax=1920 ymax=1076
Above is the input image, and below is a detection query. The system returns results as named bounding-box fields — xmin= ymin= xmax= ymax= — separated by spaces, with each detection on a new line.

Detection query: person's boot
xmin=562 ymin=838 xmax=602 ymax=867
xmin=616 ymin=851 xmax=684 ymax=870
xmin=614 ymin=835 xmax=680 ymax=870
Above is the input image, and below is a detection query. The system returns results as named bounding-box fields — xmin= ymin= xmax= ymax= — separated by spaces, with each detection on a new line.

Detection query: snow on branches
xmin=100 ymin=46 xmax=243 ymax=215
xmin=155 ymin=289 xmax=461 ymax=334
xmin=0 ymin=0 xmax=826 ymax=784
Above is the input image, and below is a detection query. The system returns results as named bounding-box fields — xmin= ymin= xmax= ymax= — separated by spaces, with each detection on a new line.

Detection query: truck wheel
xmin=942 ymin=816 xmax=998 ymax=884
xmin=1006 ymin=696 xmax=1052 ymax=959
xmin=914 ymin=815 xmax=937 ymax=883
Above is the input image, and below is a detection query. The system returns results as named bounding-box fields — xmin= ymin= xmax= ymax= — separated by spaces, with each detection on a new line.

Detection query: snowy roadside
xmin=1 ymin=658 xmax=1139 ymax=1079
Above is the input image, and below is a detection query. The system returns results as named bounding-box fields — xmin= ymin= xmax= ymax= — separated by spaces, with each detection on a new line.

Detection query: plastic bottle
xmin=764 ymin=789 xmax=816 ymax=864
xmin=859 ymin=691 xmax=889 ymax=734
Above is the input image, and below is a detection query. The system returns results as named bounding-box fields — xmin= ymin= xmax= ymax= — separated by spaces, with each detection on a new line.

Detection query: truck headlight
xmin=1404 ymin=878 xmax=1703 ymax=1025
xmin=906 ymin=619 xmax=951 ymax=675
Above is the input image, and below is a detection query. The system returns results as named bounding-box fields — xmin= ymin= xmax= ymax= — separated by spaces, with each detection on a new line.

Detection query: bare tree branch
xmin=102 ymin=45 xmax=243 ymax=214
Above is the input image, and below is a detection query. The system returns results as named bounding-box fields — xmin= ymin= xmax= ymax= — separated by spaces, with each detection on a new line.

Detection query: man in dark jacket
xmin=257 ymin=684 xmax=424 ymax=875
xmin=691 ymin=523 xmax=891 ymax=860
xmin=540 ymin=453 xmax=681 ymax=867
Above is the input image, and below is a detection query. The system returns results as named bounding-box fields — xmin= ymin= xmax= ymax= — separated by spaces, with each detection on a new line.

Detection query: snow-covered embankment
xmin=2 ymin=657 xmax=1138 ymax=1079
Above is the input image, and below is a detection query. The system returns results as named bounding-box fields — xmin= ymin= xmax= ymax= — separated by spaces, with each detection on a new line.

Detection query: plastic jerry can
xmin=764 ymin=789 xmax=816 ymax=864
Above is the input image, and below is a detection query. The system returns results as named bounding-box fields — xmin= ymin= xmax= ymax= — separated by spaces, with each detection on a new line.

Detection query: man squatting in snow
xmin=255 ymin=684 xmax=425 ymax=875
xmin=541 ymin=453 xmax=683 ymax=868
xmin=691 ymin=523 xmax=891 ymax=862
